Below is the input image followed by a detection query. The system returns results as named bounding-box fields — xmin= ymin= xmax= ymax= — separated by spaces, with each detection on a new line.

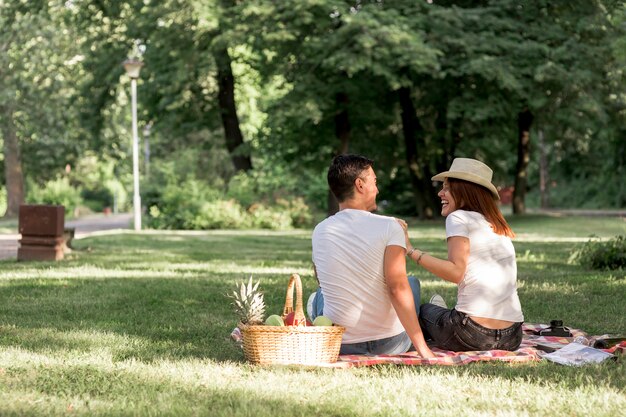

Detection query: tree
xmin=235 ymin=1 xmax=441 ymax=216
xmin=0 ymin=2 xmax=82 ymax=216
xmin=414 ymin=1 xmax=618 ymax=214
xmin=212 ymin=0 xmax=253 ymax=172
xmin=73 ymin=0 xmax=253 ymax=180
xmin=512 ymin=108 xmax=533 ymax=213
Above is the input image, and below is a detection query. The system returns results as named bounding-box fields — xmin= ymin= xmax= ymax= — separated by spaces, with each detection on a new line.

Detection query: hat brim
xmin=432 ymin=171 xmax=500 ymax=200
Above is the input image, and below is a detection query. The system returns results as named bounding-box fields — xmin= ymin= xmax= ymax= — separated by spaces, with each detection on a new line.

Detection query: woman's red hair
xmin=448 ymin=179 xmax=515 ymax=238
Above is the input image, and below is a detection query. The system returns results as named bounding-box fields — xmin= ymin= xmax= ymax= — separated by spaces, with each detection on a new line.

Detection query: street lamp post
xmin=122 ymin=58 xmax=143 ymax=231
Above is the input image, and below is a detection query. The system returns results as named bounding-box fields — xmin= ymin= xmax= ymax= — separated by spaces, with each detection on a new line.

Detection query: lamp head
xmin=122 ymin=58 xmax=143 ymax=79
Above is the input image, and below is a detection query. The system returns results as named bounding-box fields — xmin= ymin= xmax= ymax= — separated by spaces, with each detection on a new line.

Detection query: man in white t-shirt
xmin=310 ymin=155 xmax=433 ymax=358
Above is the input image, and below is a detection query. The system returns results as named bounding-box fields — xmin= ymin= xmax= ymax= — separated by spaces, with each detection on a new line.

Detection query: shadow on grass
xmin=0 ymin=275 xmax=311 ymax=363
xmin=0 ymin=232 xmax=319 ymax=362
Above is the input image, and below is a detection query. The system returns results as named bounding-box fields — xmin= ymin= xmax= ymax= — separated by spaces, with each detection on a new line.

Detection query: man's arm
xmin=384 ymin=245 xmax=435 ymax=358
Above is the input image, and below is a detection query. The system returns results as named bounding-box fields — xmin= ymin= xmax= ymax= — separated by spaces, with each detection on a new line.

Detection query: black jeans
xmin=419 ymin=303 xmax=523 ymax=352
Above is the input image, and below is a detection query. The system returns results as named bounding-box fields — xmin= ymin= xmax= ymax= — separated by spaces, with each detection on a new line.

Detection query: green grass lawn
xmin=0 ymin=216 xmax=624 ymax=416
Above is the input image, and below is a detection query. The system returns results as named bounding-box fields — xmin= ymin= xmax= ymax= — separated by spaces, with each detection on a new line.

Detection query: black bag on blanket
xmin=535 ymin=320 xmax=573 ymax=337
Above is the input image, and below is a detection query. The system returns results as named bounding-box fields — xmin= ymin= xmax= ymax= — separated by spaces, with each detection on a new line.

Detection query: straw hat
xmin=431 ymin=158 xmax=500 ymax=200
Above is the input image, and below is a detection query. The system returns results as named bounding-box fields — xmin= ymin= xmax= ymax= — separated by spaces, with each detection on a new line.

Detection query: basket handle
xmin=282 ymin=273 xmax=307 ymax=326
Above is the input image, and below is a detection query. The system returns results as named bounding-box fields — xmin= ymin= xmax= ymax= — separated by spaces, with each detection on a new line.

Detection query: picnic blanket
xmin=329 ymin=323 xmax=626 ymax=368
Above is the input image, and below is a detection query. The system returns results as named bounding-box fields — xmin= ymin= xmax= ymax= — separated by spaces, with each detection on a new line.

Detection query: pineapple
xmin=229 ymin=276 xmax=266 ymax=325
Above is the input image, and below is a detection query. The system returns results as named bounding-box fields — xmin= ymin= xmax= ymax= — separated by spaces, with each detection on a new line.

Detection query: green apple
xmin=265 ymin=314 xmax=284 ymax=326
xmin=312 ymin=316 xmax=333 ymax=326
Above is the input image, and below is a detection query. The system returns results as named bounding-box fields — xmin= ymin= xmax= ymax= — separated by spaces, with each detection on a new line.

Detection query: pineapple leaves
xmin=228 ymin=275 xmax=266 ymax=325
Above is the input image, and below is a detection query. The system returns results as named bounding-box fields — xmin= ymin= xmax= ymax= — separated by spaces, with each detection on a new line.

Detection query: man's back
xmin=312 ymin=209 xmax=406 ymax=343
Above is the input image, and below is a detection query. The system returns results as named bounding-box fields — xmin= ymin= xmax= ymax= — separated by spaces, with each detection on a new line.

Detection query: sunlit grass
xmin=0 ymin=215 xmax=624 ymax=416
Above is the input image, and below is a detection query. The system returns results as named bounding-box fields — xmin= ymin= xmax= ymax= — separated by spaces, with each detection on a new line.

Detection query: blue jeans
xmin=419 ymin=303 xmax=523 ymax=351
xmin=310 ymin=276 xmax=422 ymax=355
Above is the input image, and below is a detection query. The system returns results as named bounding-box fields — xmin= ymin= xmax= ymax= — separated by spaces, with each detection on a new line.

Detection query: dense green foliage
xmin=25 ymin=177 xmax=83 ymax=217
xmin=144 ymin=169 xmax=315 ymax=230
xmin=0 ymin=1 xmax=625 ymax=221
xmin=570 ymin=235 xmax=626 ymax=270
xmin=0 ymin=216 xmax=624 ymax=415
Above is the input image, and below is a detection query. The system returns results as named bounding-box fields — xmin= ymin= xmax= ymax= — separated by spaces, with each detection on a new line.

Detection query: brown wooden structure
xmin=18 ymin=204 xmax=65 ymax=261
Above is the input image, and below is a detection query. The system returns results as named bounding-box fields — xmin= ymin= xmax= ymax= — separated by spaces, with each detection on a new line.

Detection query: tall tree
xmin=398 ymin=86 xmax=434 ymax=218
xmin=0 ymin=2 xmax=82 ymax=216
xmin=214 ymin=43 xmax=253 ymax=172
xmin=326 ymin=89 xmax=352 ymax=216
xmin=236 ymin=0 xmax=440 ymax=216
xmin=513 ymin=108 xmax=533 ymax=213
xmin=211 ymin=0 xmax=253 ymax=172
xmin=0 ymin=106 xmax=23 ymax=216
xmin=74 ymin=0 xmax=253 ymax=180
xmin=409 ymin=1 xmax=619 ymax=215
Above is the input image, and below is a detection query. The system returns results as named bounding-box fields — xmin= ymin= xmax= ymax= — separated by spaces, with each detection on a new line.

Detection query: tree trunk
xmin=538 ymin=129 xmax=550 ymax=209
xmin=617 ymin=131 xmax=626 ymax=207
xmin=447 ymin=117 xmax=463 ymax=170
xmin=513 ymin=108 xmax=534 ymax=214
xmin=398 ymin=86 xmax=434 ymax=219
xmin=214 ymin=46 xmax=252 ymax=173
xmin=327 ymin=92 xmax=351 ymax=217
xmin=0 ymin=106 xmax=24 ymax=217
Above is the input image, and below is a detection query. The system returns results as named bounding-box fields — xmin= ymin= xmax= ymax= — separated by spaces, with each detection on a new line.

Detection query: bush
xmin=248 ymin=203 xmax=292 ymax=230
xmin=81 ymin=185 xmax=113 ymax=212
xmin=146 ymin=169 xmax=315 ymax=231
xmin=276 ymin=197 xmax=313 ymax=228
xmin=226 ymin=172 xmax=258 ymax=208
xmin=146 ymin=176 xmax=221 ymax=229
xmin=569 ymin=235 xmax=626 ymax=270
xmin=26 ymin=177 xmax=82 ymax=217
xmin=223 ymin=170 xmax=315 ymax=229
xmin=194 ymin=200 xmax=250 ymax=229
xmin=70 ymin=152 xmax=129 ymax=212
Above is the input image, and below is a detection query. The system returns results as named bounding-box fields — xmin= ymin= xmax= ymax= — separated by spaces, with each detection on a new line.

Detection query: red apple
xmin=284 ymin=312 xmax=307 ymax=326
xmin=284 ymin=312 xmax=295 ymax=325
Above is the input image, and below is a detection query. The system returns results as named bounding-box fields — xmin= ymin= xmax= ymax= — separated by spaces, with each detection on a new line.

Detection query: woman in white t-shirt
xmin=399 ymin=158 xmax=524 ymax=351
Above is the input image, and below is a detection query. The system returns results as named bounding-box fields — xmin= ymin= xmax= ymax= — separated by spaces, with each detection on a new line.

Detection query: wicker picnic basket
xmin=240 ymin=273 xmax=345 ymax=365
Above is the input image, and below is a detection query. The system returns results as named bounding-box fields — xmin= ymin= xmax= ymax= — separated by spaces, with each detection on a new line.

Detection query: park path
xmin=0 ymin=213 xmax=132 ymax=261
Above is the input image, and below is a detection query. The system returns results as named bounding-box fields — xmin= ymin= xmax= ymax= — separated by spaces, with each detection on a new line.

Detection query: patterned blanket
xmin=329 ymin=323 xmax=625 ymax=368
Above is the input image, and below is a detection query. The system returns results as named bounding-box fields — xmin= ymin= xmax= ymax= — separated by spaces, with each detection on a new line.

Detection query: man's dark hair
xmin=327 ymin=154 xmax=374 ymax=202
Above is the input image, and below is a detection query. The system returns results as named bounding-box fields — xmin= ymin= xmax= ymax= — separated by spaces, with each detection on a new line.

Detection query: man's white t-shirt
xmin=446 ymin=210 xmax=524 ymax=323
xmin=312 ymin=209 xmax=406 ymax=343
